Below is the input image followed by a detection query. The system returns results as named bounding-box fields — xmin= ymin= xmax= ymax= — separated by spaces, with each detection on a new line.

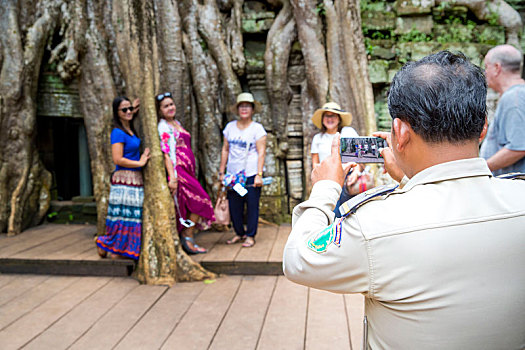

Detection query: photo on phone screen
xmin=340 ymin=137 xmax=387 ymax=163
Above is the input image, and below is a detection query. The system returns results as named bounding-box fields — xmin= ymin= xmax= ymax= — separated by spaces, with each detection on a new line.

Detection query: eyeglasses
xmin=120 ymin=107 xmax=135 ymax=113
xmin=156 ymin=92 xmax=172 ymax=101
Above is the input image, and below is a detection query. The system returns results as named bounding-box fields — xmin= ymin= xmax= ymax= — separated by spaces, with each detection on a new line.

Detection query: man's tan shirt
xmin=284 ymin=158 xmax=525 ymax=349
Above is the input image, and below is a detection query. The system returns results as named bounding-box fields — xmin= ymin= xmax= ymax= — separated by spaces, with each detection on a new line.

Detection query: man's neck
xmin=498 ymin=75 xmax=525 ymax=95
xmin=404 ymin=139 xmax=480 ymax=178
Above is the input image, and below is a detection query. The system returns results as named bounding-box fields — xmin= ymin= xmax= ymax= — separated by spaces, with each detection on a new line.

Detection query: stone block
xmin=362 ymin=11 xmax=396 ymax=31
xmin=395 ymin=15 xmax=433 ymax=35
xmin=368 ymin=60 xmax=390 ymax=84
xmin=287 ymin=65 xmax=305 ymax=86
xmin=82 ymin=203 xmax=98 ymax=215
xmin=395 ymin=0 xmax=435 ymax=15
xmin=259 ymin=196 xmax=283 ymax=222
xmin=262 ymin=175 xmax=283 ymax=196
xmin=371 ymin=46 xmax=396 ymax=60
xmin=396 ymin=42 xmax=437 ymax=61
xmin=438 ymin=43 xmax=484 ymax=66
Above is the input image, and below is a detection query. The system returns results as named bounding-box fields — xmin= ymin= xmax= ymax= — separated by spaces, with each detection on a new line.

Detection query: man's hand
xmin=311 ymin=133 xmax=356 ymax=187
xmin=372 ymin=132 xmax=405 ymax=182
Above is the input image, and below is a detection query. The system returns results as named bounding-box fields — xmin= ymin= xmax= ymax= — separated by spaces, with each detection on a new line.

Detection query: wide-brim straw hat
xmin=231 ymin=92 xmax=262 ymax=114
xmin=311 ymin=102 xmax=352 ymax=129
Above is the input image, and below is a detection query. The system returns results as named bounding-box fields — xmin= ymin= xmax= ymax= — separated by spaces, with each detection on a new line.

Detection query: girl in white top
xmin=311 ymin=102 xmax=359 ymax=165
xmin=310 ymin=102 xmax=363 ymax=205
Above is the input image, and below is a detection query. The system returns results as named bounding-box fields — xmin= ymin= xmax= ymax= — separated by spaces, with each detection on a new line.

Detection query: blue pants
xmin=227 ymin=175 xmax=261 ymax=238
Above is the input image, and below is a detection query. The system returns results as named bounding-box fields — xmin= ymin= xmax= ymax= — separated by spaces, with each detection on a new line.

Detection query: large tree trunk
xmin=0 ymin=0 xmax=61 ymax=235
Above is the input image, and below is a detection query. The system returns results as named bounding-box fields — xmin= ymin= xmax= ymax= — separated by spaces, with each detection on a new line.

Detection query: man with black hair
xmin=480 ymin=44 xmax=525 ymax=175
xmin=283 ymin=51 xmax=525 ymax=349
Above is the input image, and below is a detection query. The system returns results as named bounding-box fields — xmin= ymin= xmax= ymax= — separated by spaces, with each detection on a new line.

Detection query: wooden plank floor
xmin=0 ymin=223 xmax=290 ymax=276
xmin=0 ymin=274 xmax=365 ymax=350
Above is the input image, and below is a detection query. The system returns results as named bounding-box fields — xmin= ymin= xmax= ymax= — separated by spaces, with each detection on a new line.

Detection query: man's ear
xmin=479 ymin=117 xmax=488 ymax=143
xmin=493 ymin=62 xmax=502 ymax=76
xmin=393 ymin=118 xmax=411 ymax=152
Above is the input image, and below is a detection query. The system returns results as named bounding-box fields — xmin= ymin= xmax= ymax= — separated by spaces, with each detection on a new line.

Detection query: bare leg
xmin=180 ymin=212 xmax=206 ymax=253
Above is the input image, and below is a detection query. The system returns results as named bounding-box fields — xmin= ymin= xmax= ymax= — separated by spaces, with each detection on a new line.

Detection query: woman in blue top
xmin=96 ymin=96 xmax=150 ymax=259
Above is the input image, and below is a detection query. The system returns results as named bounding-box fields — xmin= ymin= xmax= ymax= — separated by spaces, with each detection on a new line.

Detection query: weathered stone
xmin=245 ymin=40 xmax=265 ymax=72
xmin=371 ymin=46 xmax=396 ymax=60
xmin=396 ymin=42 xmax=437 ymax=61
xmin=286 ymin=160 xmax=303 ymax=200
xmin=395 ymin=15 xmax=433 ymax=34
xmin=288 ymin=65 xmax=305 ymax=86
xmin=262 ymin=175 xmax=284 ymax=196
xmin=370 ymin=39 xmax=395 ymax=49
xmin=375 ymin=100 xmax=392 ymax=131
xmin=395 ymin=0 xmax=435 ymax=15
xmin=368 ymin=60 xmax=390 ymax=84
xmin=438 ymin=43 xmax=484 ymax=65
xmin=362 ymin=11 xmax=396 ymax=31
xmin=242 ymin=18 xmax=274 ymax=33
xmin=37 ymin=73 xmax=82 ymax=118
xmin=259 ymin=196 xmax=283 ymax=222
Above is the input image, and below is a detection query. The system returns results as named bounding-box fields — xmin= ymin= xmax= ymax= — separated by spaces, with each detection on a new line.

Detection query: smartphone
xmin=179 ymin=218 xmax=195 ymax=228
xmin=340 ymin=137 xmax=386 ymax=163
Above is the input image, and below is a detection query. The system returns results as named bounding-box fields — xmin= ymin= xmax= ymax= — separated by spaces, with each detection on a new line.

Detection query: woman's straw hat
xmin=311 ymin=102 xmax=352 ymax=129
xmin=231 ymin=92 xmax=262 ymax=114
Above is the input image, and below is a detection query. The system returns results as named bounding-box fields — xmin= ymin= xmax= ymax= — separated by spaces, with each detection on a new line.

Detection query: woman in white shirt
xmin=311 ymin=102 xmax=362 ymax=214
xmin=219 ymin=93 xmax=267 ymax=248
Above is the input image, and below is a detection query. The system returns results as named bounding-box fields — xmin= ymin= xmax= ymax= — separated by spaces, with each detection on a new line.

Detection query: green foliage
xmin=47 ymin=212 xmax=58 ymax=218
xmin=398 ymin=28 xmax=432 ymax=43
xmin=360 ymin=0 xmax=386 ymax=12
xmin=315 ymin=1 xmax=325 ymax=16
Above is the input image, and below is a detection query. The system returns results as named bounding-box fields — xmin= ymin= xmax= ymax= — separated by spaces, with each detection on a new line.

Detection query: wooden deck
xmin=0 ymin=273 xmax=365 ymax=350
xmin=0 ymin=223 xmax=290 ymax=276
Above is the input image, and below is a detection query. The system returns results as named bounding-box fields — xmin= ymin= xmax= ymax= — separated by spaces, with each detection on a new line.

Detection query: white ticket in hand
xmin=233 ymin=183 xmax=248 ymax=197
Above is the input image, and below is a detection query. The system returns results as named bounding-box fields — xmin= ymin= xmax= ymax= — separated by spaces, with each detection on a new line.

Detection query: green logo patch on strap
xmin=307 ymin=218 xmax=343 ymax=253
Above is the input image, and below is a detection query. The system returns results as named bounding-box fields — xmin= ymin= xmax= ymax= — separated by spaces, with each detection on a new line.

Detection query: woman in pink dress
xmin=156 ymin=92 xmax=215 ymax=254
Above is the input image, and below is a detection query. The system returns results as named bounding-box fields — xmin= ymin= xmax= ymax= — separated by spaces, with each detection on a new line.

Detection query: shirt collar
xmin=397 ymin=158 xmax=492 ymax=193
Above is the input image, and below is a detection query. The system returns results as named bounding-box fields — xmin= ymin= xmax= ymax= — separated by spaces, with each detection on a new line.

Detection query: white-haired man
xmin=481 ymin=44 xmax=525 ymax=175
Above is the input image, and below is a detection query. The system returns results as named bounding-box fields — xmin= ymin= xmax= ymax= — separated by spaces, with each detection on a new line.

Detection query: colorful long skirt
xmin=96 ymin=170 xmax=144 ymax=260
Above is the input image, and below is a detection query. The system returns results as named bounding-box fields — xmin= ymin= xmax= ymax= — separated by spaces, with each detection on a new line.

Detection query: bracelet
xmin=257 ymin=172 xmax=263 ymax=176
xmin=218 ymin=172 xmax=224 ymax=176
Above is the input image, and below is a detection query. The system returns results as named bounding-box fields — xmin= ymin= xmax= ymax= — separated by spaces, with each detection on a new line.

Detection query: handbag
xmin=348 ymin=167 xmax=375 ymax=196
xmin=214 ymin=186 xmax=230 ymax=226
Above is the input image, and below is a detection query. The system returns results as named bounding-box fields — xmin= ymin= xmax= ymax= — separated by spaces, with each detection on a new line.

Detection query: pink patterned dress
xmin=158 ymin=119 xmax=215 ymax=232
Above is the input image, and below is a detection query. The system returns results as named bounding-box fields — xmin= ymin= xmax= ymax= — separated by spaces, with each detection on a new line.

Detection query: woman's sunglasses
xmin=156 ymin=92 xmax=172 ymax=101
xmin=120 ymin=107 xmax=135 ymax=113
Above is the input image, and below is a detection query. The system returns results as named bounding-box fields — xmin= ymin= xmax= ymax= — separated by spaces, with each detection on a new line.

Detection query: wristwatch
xmin=257 ymin=172 xmax=263 ymax=176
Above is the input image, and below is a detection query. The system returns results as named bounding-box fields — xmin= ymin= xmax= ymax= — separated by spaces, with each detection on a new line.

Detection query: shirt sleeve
xmin=311 ymin=133 xmax=320 ymax=154
xmin=341 ymin=126 xmax=359 ymax=137
xmin=500 ymin=107 xmax=525 ymax=151
xmin=283 ymin=180 xmax=370 ymax=294
xmin=223 ymin=121 xmax=231 ymax=138
xmin=111 ymin=128 xmax=126 ymax=145
xmin=157 ymin=121 xmax=171 ymax=155
xmin=254 ymin=122 xmax=267 ymax=141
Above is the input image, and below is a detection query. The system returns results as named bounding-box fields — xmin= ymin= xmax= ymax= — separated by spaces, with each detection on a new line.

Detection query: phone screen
xmin=340 ymin=137 xmax=386 ymax=163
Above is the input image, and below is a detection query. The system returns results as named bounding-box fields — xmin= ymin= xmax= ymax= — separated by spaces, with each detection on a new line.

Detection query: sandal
xmin=97 ymin=246 xmax=107 ymax=258
xmin=226 ymin=235 xmax=246 ymax=245
xmin=242 ymin=237 xmax=255 ymax=248
xmin=181 ymin=236 xmax=207 ymax=255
